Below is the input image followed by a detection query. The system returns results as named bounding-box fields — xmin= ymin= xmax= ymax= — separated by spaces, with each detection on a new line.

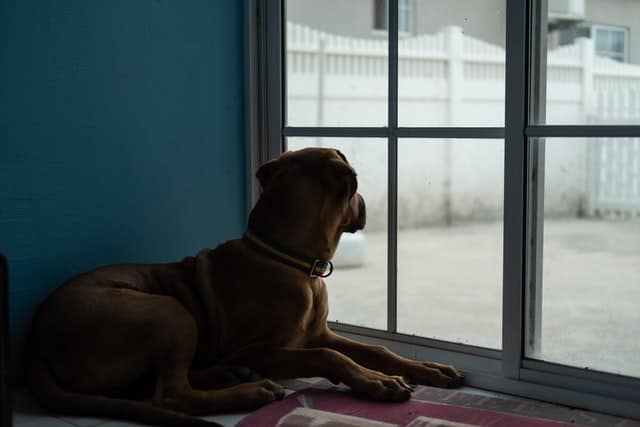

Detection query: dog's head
xmin=250 ymin=148 xmax=366 ymax=253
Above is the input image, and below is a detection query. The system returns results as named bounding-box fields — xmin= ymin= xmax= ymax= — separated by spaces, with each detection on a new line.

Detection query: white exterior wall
xmin=287 ymin=24 xmax=640 ymax=230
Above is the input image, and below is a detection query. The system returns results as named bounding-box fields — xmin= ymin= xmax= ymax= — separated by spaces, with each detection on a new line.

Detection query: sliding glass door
xmin=524 ymin=0 xmax=640 ymax=379
xmin=249 ymin=0 xmax=640 ymax=418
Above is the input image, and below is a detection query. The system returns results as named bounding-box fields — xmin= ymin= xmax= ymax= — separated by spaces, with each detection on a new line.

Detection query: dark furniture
xmin=1 ymin=254 xmax=11 ymax=427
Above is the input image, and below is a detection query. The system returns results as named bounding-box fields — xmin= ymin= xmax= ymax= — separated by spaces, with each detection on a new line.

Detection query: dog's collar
xmin=243 ymin=230 xmax=334 ymax=278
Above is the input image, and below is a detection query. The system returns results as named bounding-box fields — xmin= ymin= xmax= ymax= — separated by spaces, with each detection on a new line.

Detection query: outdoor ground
xmin=328 ymin=218 xmax=640 ymax=378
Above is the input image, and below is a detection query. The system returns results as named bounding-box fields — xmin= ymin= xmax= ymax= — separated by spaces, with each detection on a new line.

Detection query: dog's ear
xmin=329 ymin=159 xmax=358 ymax=200
xmin=256 ymin=157 xmax=284 ymax=189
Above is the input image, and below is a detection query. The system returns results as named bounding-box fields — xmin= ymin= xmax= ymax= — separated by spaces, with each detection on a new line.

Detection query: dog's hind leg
xmin=148 ymin=302 xmax=284 ymax=415
xmin=188 ymin=366 xmax=262 ymax=390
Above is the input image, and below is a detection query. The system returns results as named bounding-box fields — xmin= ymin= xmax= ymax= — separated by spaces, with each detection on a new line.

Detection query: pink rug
xmin=238 ymin=388 xmax=575 ymax=427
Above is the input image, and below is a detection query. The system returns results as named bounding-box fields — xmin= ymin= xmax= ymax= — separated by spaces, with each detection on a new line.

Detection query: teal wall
xmin=0 ymin=0 xmax=247 ymax=377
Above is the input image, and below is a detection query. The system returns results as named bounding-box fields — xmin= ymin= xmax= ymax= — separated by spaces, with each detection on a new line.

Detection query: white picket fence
xmin=286 ymin=23 xmax=640 ymax=223
xmin=586 ymin=137 xmax=640 ymax=217
xmin=549 ymin=41 xmax=640 ymax=217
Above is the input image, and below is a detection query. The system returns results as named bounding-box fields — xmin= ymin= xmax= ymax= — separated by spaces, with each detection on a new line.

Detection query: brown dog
xmin=26 ymin=148 xmax=463 ymax=427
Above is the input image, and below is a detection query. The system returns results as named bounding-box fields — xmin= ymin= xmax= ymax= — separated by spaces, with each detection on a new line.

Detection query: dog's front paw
xmin=349 ymin=368 xmax=414 ymax=402
xmin=231 ymin=379 xmax=286 ymax=409
xmin=404 ymin=361 xmax=465 ymax=388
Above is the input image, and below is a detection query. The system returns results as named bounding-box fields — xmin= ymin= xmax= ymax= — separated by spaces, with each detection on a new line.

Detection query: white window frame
xmin=245 ymin=0 xmax=640 ymax=419
xmin=592 ymin=24 xmax=629 ymax=62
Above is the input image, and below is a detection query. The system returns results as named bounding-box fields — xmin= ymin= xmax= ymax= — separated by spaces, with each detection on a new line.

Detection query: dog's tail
xmin=26 ymin=356 xmax=222 ymax=427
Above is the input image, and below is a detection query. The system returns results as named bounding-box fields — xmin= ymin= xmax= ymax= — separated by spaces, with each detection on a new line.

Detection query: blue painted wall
xmin=0 ymin=0 xmax=247 ymax=377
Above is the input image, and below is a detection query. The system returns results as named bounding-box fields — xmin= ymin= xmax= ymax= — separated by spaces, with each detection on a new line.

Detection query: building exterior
xmin=285 ymin=0 xmax=640 ymax=227
xmin=287 ymin=0 xmax=640 ymax=64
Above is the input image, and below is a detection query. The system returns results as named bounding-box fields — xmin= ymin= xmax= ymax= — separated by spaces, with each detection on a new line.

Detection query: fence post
xmin=316 ymin=37 xmax=326 ymax=146
xmin=579 ymin=37 xmax=596 ymax=216
xmin=443 ymin=26 xmax=463 ymax=225
xmin=445 ymin=26 xmax=464 ymax=125
xmin=579 ymin=37 xmax=595 ymax=123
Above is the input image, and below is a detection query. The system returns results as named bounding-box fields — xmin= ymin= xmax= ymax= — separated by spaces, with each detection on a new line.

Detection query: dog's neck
xmin=247 ymin=193 xmax=343 ymax=263
xmin=243 ymin=229 xmax=334 ymax=278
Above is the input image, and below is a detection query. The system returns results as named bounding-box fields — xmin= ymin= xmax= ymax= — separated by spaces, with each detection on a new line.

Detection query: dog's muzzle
xmin=347 ymin=194 xmax=366 ymax=233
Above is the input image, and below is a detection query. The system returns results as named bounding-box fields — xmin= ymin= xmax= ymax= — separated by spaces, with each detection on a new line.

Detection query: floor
xmin=12 ymin=379 xmax=640 ymax=427
xmin=12 ymin=386 xmax=257 ymax=427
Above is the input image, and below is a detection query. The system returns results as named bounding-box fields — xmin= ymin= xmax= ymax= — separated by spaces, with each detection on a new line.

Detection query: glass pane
xmin=397 ymin=139 xmax=504 ymax=348
xmin=398 ymin=1 xmax=506 ymax=126
xmin=286 ymin=138 xmax=388 ymax=330
xmin=542 ymin=1 xmax=637 ymax=124
xmin=285 ymin=1 xmax=388 ymax=126
xmin=612 ymin=31 xmax=625 ymax=53
xmin=594 ymin=28 xmax=609 ymax=52
xmin=528 ymin=137 xmax=640 ymax=377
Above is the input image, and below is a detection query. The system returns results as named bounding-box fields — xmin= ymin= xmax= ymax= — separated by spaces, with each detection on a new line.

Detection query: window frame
xmin=591 ymin=23 xmax=629 ymax=62
xmin=245 ymin=0 xmax=640 ymax=419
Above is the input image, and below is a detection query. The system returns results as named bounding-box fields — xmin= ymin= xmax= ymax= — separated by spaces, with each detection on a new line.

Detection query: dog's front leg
xmin=239 ymin=347 xmax=413 ymax=402
xmin=309 ymin=329 xmax=464 ymax=388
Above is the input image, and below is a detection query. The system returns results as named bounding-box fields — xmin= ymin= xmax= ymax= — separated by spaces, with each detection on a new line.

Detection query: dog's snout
xmin=354 ymin=194 xmax=366 ymax=231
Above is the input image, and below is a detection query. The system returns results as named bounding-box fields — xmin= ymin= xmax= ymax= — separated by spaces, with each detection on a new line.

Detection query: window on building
xmin=374 ymin=0 xmax=411 ymax=33
xmin=373 ymin=0 xmax=386 ymax=31
xmin=593 ymin=25 xmax=628 ymax=62
xmin=398 ymin=0 xmax=410 ymax=33
xmin=552 ymin=23 xmax=628 ymax=63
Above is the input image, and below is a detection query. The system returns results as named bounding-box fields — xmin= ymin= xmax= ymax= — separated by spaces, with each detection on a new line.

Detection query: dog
xmin=26 ymin=148 xmax=464 ymax=427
